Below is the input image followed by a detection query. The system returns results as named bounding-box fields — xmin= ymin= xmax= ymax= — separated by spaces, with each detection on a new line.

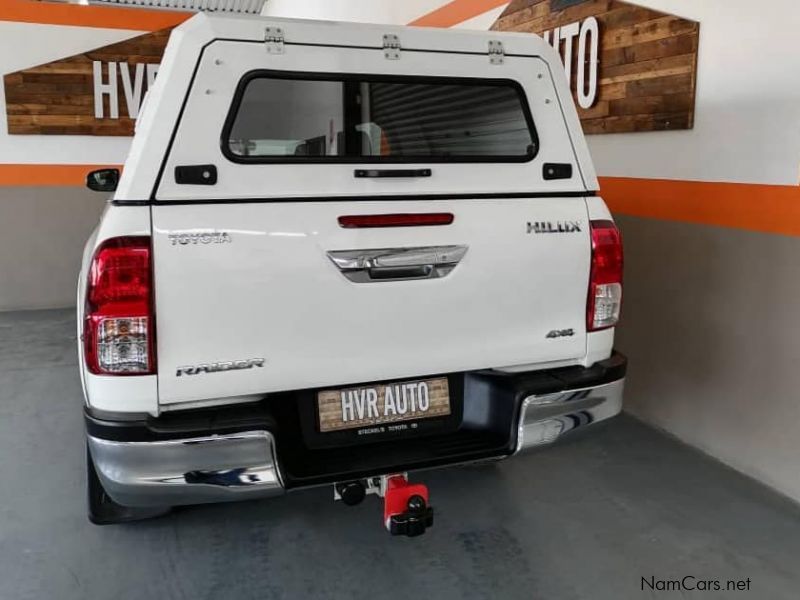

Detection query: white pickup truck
xmin=79 ymin=13 xmax=626 ymax=534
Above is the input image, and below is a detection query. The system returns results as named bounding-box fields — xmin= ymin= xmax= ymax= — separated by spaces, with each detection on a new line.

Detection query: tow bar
xmin=334 ymin=474 xmax=434 ymax=537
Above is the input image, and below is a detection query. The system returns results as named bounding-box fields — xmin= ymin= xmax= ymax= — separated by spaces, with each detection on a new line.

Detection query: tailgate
xmin=143 ymin=27 xmax=595 ymax=405
xmin=153 ymin=198 xmax=590 ymax=404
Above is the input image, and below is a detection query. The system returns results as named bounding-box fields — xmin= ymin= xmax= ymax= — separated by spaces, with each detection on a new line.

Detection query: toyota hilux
xmin=79 ymin=13 xmax=626 ymax=535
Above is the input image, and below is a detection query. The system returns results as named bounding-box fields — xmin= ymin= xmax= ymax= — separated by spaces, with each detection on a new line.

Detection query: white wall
xmin=0 ymin=21 xmax=151 ymax=311
xmin=453 ymin=5 xmax=508 ymax=30
xmin=0 ymin=187 xmax=106 ymax=310
xmin=589 ymin=0 xmax=800 ymax=503
xmin=587 ymin=0 xmax=800 ymax=186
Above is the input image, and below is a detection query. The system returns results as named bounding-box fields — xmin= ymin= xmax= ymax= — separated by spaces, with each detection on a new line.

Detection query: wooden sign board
xmin=4 ymin=3 xmax=698 ymax=137
xmin=491 ymin=0 xmax=699 ymax=134
xmin=4 ymin=28 xmax=172 ymax=136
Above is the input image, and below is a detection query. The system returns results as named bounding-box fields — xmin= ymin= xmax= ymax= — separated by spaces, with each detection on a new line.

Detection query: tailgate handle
xmin=354 ymin=169 xmax=432 ymax=178
xmin=368 ymin=265 xmax=433 ymax=280
xmin=327 ymin=245 xmax=467 ymax=283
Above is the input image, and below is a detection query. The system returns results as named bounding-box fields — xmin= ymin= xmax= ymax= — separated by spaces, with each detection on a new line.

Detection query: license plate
xmin=317 ymin=377 xmax=450 ymax=433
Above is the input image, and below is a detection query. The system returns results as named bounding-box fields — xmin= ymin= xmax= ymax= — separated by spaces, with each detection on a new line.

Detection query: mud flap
xmin=86 ymin=446 xmax=171 ymax=525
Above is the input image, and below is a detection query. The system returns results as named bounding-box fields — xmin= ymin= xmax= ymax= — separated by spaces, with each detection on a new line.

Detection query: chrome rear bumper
xmin=88 ymin=430 xmax=283 ymax=507
xmin=87 ymin=355 xmax=625 ymax=508
xmin=516 ymin=378 xmax=624 ymax=452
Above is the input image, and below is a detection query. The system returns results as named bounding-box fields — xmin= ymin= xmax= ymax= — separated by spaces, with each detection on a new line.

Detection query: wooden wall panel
xmin=4 ymin=29 xmax=172 ymax=136
xmin=492 ymin=0 xmax=699 ymax=134
xmin=5 ymin=3 xmax=698 ymax=138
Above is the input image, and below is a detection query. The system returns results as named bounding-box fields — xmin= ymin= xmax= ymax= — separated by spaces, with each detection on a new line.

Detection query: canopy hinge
xmin=265 ymin=27 xmax=285 ymax=54
xmin=488 ymin=40 xmax=505 ymax=65
xmin=383 ymin=34 xmax=401 ymax=60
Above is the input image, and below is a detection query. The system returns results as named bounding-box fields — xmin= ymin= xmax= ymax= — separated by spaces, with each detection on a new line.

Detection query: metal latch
xmin=265 ymin=27 xmax=285 ymax=54
xmin=488 ymin=39 xmax=504 ymax=65
xmin=383 ymin=34 xmax=401 ymax=60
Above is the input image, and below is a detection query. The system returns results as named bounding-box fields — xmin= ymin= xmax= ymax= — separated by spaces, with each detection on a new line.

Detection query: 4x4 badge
xmin=546 ymin=328 xmax=575 ymax=339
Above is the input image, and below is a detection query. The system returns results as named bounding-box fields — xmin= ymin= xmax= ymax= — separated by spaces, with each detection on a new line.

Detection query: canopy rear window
xmin=222 ymin=71 xmax=538 ymax=163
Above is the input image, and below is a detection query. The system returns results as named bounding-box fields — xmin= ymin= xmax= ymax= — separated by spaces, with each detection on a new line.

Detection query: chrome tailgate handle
xmin=327 ymin=245 xmax=468 ymax=283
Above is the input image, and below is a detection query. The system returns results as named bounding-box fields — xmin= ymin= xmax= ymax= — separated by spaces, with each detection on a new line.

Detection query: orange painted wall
xmin=0 ymin=0 xmax=188 ymax=30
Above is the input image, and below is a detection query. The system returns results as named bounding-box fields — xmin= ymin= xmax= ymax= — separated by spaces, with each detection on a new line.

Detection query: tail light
xmin=587 ymin=220 xmax=623 ymax=331
xmin=84 ymin=237 xmax=155 ymax=375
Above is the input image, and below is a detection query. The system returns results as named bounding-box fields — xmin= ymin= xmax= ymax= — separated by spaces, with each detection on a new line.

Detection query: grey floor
xmin=1 ymin=310 xmax=800 ymax=600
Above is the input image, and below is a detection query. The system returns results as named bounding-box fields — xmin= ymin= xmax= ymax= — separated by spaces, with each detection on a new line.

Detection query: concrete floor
xmin=1 ymin=309 xmax=800 ymax=600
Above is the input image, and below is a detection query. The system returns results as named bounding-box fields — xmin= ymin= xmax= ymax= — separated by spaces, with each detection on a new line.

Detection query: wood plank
xmin=598 ymin=82 xmax=627 ymax=101
xmin=603 ymin=15 xmax=698 ymax=50
xmin=500 ymin=0 xmax=546 ymax=16
xmin=84 ymin=54 xmax=162 ymax=64
xmin=625 ymin=73 xmax=693 ymax=98
xmin=504 ymin=17 xmax=547 ymax=32
xmin=537 ymin=0 xmax=613 ymax=31
xmin=504 ymin=0 xmax=614 ymax=32
xmin=602 ymin=33 xmax=698 ymax=68
xmin=597 ymin=4 xmax=663 ymax=29
xmin=6 ymin=93 xmax=94 ymax=107
xmin=608 ymin=92 xmax=693 ymax=117
xmin=3 ymin=73 xmax=23 ymax=86
xmin=599 ymin=53 xmax=695 ymax=85
xmin=23 ymin=64 xmax=95 ymax=75
xmin=7 ymin=114 xmax=113 ymax=126
xmin=600 ymin=64 xmax=693 ymax=85
xmin=582 ymin=112 xmax=690 ymax=134
xmin=6 ymin=103 xmax=95 ymax=116
xmin=5 ymin=81 xmax=99 ymax=97
xmin=577 ymin=100 xmax=609 ymax=119
xmin=21 ymin=73 xmax=92 ymax=85
xmin=7 ymin=114 xmax=135 ymax=136
xmin=490 ymin=0 xmax=700 ymax=135
xmin=492 ymin=1 xmax=550 ymax=30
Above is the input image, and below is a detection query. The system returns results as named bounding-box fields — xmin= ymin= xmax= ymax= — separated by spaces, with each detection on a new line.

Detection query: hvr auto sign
xmin=92 ymin=61 xmax=160 ymax=119
xmin=542 ymin=16 xmax=599 ymax=109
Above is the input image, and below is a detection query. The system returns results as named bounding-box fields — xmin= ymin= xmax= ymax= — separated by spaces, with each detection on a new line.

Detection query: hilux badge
xmin=527 ymin=221 xmax=581 ymax=234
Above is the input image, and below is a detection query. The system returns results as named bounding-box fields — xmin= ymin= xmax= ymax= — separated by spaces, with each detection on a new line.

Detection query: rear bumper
xmin=87 ymin=431 xmax=283 ymax=507
xmin=516 ymin=378 xmax=624 ymax=452
xmin=87 ymin=352 xmax=626 ymax=508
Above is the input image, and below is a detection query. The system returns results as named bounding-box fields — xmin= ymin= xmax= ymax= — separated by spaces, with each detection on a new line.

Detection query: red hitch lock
xmin=383 ymin=475 xmax=433 ymax=537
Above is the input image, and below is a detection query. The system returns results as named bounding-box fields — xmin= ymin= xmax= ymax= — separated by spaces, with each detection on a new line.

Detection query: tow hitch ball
xmin=335 ymin=474 xmax=433 ymax=537
xmin=384 ymin=475 xmax=433 ymax=537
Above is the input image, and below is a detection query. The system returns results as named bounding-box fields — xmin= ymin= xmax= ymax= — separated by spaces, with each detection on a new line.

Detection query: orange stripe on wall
xmin=410 ymin=0 xmax=510 ymax=27
xmin=0 ymin=0 xmax=189 ymax=31
xmin=0 ymin=164 xmax=120 ymax=187
xmin=600 ymin=177 xmax=800 ymax=237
